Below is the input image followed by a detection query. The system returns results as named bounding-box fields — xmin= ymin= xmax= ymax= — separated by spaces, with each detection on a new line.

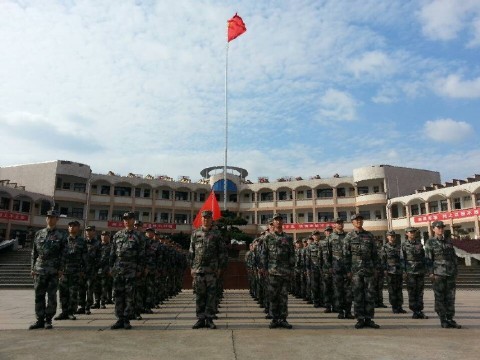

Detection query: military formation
xmin=29 ymin=210 xmax=462 ymax=330
xmin=29 ymin=210 xmax=188 ymax=330
xmin=246 ymin=215 xmax=462 ymax=329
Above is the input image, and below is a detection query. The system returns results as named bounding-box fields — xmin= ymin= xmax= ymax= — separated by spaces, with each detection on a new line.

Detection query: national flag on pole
xmin=227 ymin=13 xmax=246 ymax=42
xmin=192 ymin=191 xmax=222 ymax=228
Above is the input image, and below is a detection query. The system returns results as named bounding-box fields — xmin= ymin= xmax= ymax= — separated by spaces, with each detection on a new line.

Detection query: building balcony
xmin=90 ymin=195 xmax=111 ymax=205
xmin=154 ymin=199 xmax=174 ymax=207
xmin=258 ymin=201 xmax=274 ymax=209
xmin=337 ymin=197 xmax=356 ymax=206
xmin=113 ymin=196 xmax=134 ymax=205
xmin=276 ymin=200 xmax=294 ymax=208
xmin=362 ymin=219 xmax=388 ymax=231
xmin=54 ymin=190 xmax=87 ymax=202
xmin=135 ymin=197 xmax=153 ymax=207
xmin=239 ymin=202 xmax=256 ymax=211
xmin=315 ymin=198 xmax=334 ymax=206
xmin=391 ymin=217 xmax=410 ymax=229
xmin=296 ymin=199 xmax=313 ymax=207
xmin=355 ymin=193 xmax=387 ymax=205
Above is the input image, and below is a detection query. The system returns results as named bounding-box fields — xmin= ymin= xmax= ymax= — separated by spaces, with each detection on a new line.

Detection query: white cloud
xmin=317 ymin=89 xmax=359 ymax=122
xmin=434 ymin=75 xmax=480 ymax=98
xmin=418 ymin=0 xmax=480 ymax=46
xmin=424 ymin=118 xmax=474 ymax=143
xmin=347 ymin=51 xmax=397 ymax=79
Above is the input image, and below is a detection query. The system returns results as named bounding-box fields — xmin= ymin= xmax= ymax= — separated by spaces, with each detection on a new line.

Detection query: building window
xmin=174 ymin=214 xmax=188 ymax=223
xmin=306 ymin=190 xmax=312 ymax=199
xmin=374 ymin=210 xmax=382 ymax=219
xmin=429 ymin=201 xmax=439 ymax=213
xmin=73 ymin=183 xmax=86 ymax=193
xmin=316 ymin=188 xmax=333 ymax=198
xmin=337 ymin=211 xmax=347 ymax=221
xmin=60 ymin=207 xmax=69 ymax=216
xmin=260 ymin=192 xmax=273 ymax=201
xmin=278 ymin=191 xmax=288 ymax=200
xmin=410 ymin=204 xmax=419 ymax=216
xmin=199 ymin=193 xmax=206 ymax=202
xmin=440 ymin=200 xmax=448 ymax=211
xmin=0 ymin=197 xmax=9 ymax=210
xmin=56 ymin=177 xmax=62 ymax=189
xmin=420 ymin=203 xmax=426 ymax=214
xmin=161 ymin=190 xmax=170 ymax=199
xmin=453 ymin=197 xmax=461 ymax=210
xmin=71 ymin=208 xmax=83 ymax=219
xmin=307 ymin=212 xmax=314 ymax=222
xmin=360 ymin=210 xmax=371 ymax=220
xmin=114 ymin=186 xmax=131 ymax=197
xmin=99 ymin=210 xmax=108 ymax=220
xmin=62 ymin=182 xmax=71 ymax=190
xmin=135 ymin=188 xmax=141 ymax=197
xmin=229 ymin=194 xmax=237 ymax=202
xmin=358 ymin=186 xmax=369 ymax=195
xmin=175 ymin=191 xmax=189 ymax=201
xmin=317 ymin=212 xmax=334 ymax=222
xmin=112 ymin=210 xmax=128 ymax=220
xmin=158 ymin=212 xmax=169 ymax=222
xmin=373 ymin=186 xmax=380 ymax=193
xmin=337 ymin=188 xmax=346 ymax=197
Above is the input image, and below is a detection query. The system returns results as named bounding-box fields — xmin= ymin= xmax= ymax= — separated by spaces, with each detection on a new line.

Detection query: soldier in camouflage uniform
xmin=308 ymin=231 xmax=322 ymax=308
xmin=261 ymin=214 xmax=294 ymax=329
xmin=55 ymin=220 xmax=87 ymax=321
xmin=425 ymin=221 xmax=461 ymax=328
xmin=381 ymin=230 xmax=406 ymax=314
xmin=304 ymin=236 xmax=314 ymax=304
xmin=320 ymin=226 xmax=333 ymax=312
xmin=300 ymin=239 xmax=308 ymax=301
xmin=245 ymin=243 xmax=256 ymax=298
xmin=374 ymin=236 xmax=387 ymax=308
xmin=77 ymin=225 xmax=100 ymax=315
xmin=109 ymin=212 xmax=145 ymax=330
xmin=189 ymin=210 xmax=227 ymax=329
xmin=132 ymin=220 xmax=147 ymax=320
xmin=29 ymin=210 xmax=66 ymax=330
xmin=97 ymin=231 xmax=112 ymax=309
xmin=401 ymin=227 xmax=428 ymax=319
xmin=329 ymin=218 xmax=354 ymax=319
xmin=344 ymin=213 xmax=380 ymax=329
xmin=144 ymin=227 xmax=158 ymax=313
xmin=293 ymin=239 xmax=303 ymax=298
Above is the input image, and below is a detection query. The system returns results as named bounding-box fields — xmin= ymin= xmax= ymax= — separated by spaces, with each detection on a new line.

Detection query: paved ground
xmin=0 ymin=289 xmax=479 ymax=360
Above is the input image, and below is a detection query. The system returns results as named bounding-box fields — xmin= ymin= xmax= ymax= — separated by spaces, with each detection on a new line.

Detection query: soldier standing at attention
xmin=261 ymin=214 xmax=294 ymax=329
xmin=401 ymin=227 xmax=428 ymax=319
xmin=109 ymin=212 xmax=145 ymax=330
xmin=344 ymin=213 xmax=380 ymax=329
xmin=308 ymin=231 xmax=322 ymax=308
xmin=374 ymin=236 xmax=387 ymax=308
xmin=320 ymin=226 xmax=333 ymax=312
xmin=97 ymin=231 xmax=112 ymax=309
xmin=29 ymin=210 xmax=66 ymax=330
xmin=425 ymin=221 xmax=461 ymax=328
xmin=189 ymin=210 xmax=227 ymax=329
xmin=55 ymin=220 xmax=87 ymax=321
xmin=329 ymin=218 xmax=354 ymax=319
xmin=78 ymin=225 xmax=100 ymax=315
xmin=382 ymin=230 xmax=406 ymax=314
xmin=293 ymin=239 xmax=304 ymax=299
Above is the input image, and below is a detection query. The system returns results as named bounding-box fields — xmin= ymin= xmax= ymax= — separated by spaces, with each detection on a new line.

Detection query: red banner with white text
xmin=108 ymin=221 xmax=177 ymax=230
xmin=0 ymin=210 xmax=29 ymax=222
xmin=413 ymin=207 xmax=480 ymax=224
xmin=283 ymin=222 xmax=335 ymax=230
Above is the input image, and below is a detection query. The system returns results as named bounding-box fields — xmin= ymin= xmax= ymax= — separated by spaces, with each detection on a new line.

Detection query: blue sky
xmin=0 ymin=0 xmax=479 ymax=183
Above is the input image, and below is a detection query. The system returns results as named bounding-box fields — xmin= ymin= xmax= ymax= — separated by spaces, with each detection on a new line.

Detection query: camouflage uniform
xmin=329 ymin=230 xmax=353 ymax=317
xmin=381 ymin=239 xmax=405 ymax=313
xmin=344 ymin=225 xmax=379 ymax=325
xmin=307 ymin=237 xmax=322 ymax=307
xmin=402 ymin=236 xmax=426 ymax=317
xmin=189 ymin=225 xmax=227 ymax=322
xmin=59 ymin=234 xmax=87 ymax=316
xmin=96 ymin=240 xmax=112 ymax=307
xmin=31 ymin=226 xmax=66 ymax=325
xmin=293 ymin=244 xmax=303 ymax=298
xmin=245 ymin=248 xmax=256 ymax=298
xmin=110 ymin=228 xmax=145 ymax=324
xmin=78 ymin=236 xmax=100 ymax=312
xmin=145 ymin=236 xmax=160 ymax=311
xmin=319 ymin=236 xmax=333 ymax=311
xmin=374 ymin=239 xmax=386 ymax=307
xmin=425 ymin=223 xmax=459 ymax=327
xmin=261 ymin=228 xmax=294 ymax=326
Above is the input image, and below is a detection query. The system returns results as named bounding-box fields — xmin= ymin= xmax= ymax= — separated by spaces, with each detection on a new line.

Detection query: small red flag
xmin=227 ymin=13 xmax=246 ymax=42
xmin=192 ymin=191 xmax=222 ymax=228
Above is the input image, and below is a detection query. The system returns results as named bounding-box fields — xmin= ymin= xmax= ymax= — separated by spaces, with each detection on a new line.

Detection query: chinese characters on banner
xmin=107 ymin=221 xmax=177 ymax=230
xmin=413 ymin=207 xmax=480 ymax=224
xmin=0 ymin=210 xmax=29 ymax=222
xmin=283 ymin=222 xmax=335 ymax=230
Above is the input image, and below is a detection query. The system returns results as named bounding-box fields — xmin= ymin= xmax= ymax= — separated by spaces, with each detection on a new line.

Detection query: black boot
xmin=28 ymin=320 xmax=45 ymax=330
xmin=364 ymin=319 xmax=380 ymax=329
xmin=54 ymin=312 xmax=69 ymax=321
xmin=268 ymin=319 xmax=279 ymax=329
xmin=205 ymin=318 xmax=217 ymax=329
xmin=192 ymin=319 xmax=206 ymax=329
xmin=344 ymin=311 xmax=355 ymax=319
xmin=124 ymin=320 xmax=132 ymax=330
xmin=278 ymin=319 xmax=292 ymax=329
xmin=446 ymin=318 xmax=461 ymax=329
xmin=337 ymin=311 xmax=345 ymax=319
xmin=354 ymin=319 xmax=365 ymax=329
xmin=44 ymin=318 xmax=53 ymax=330
xmin=111 ymin=320 xmax=124 ymax=330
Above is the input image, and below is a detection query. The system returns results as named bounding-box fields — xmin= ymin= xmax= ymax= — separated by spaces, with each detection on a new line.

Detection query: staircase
xmin=0 ymin=248 xmax=33 ymax=288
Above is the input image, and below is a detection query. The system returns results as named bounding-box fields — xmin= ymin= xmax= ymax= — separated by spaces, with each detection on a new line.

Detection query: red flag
xmin=227 ymin=13 xmax=246 ymax=42
xmin=193 ymin=191 xmax=222 ymax=228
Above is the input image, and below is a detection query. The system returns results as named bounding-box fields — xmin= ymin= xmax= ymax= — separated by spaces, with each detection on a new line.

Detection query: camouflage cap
xmin=334 ymin=218 xmax=344 ymax=223
xmin=68 ymin=220 xmax=80 ymax=227
xmin=201 ymin=210 xmax=213 ymax=218
xmin=311 ymin=230 xmax=322 ymax=235
xmin=351 ymin=213 xmax=364 ymax=221
xmin=268 ymin=218 xmax=274 ymax=225
xmin=272 ymin=213 xmax=283 ymax=220
xmin=145 ymin=227 xmax=155 ymax=232
xmin=405 ymin=227 xmax=417 ymax=233
xmin=432 ymin=221 xmax=446 ymax=228
xmin=46 ymin=210 xmax=60 ymax=217
xmin=134 ymin=220 xmax=143 ymax=226
xmin=101 ymin=231 xmax=110 ymax=236
xmin=386 ymin=230 xmax=396 ymax=236
xmin=85 ymin=225 xmax=96 ymax=231
xmin=325 ymin=226 xmax=333 ymax=231
xmin=294 ymin=238 xmax=302 ymax=243
xmin=123 ymin=211 xmax=136 ymax=219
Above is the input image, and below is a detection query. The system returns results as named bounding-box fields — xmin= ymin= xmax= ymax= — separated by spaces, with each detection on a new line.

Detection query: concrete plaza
xmin=0 ymin=289 xmax=479 ymax=360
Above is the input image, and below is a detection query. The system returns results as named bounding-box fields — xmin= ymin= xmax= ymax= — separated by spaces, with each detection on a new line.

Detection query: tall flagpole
xmin=224 ymin=34 xmax=229 ymax=211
